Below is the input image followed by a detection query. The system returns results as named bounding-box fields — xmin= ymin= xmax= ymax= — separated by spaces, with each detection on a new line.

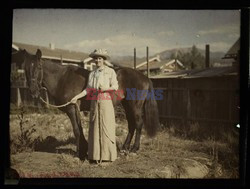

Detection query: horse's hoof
xmin=119 ymin=150 xmax=129 ymax=156
xmin=129 ymin=152 xmax=137 ymax=156
xmin=130 ymin=147 xmax=139 ymax=154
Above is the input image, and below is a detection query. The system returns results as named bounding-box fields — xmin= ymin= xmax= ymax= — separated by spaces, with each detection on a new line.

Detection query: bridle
xmin=30 ymin=59 xmax=74 ymax=108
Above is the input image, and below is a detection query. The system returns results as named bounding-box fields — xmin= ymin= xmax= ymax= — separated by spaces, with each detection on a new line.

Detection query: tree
xmin=171 ymin=45 xmax=205 ymax=70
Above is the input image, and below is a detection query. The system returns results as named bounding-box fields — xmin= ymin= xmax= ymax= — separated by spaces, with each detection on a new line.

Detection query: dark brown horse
xmin=17 ymin=49 xmax=159 ymax=160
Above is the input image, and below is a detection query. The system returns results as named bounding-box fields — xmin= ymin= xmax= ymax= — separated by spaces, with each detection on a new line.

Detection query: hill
xmin=112 ymin=47 xmax=230 ymax=68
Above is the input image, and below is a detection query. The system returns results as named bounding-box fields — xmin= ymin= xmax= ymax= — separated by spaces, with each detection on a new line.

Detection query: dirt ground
xmin=9 ymin=111 xmax=238 ymax=179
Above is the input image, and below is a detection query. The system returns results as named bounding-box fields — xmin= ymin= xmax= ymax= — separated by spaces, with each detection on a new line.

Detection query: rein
xmin=39 ymin=87 xmax=73 ymax=108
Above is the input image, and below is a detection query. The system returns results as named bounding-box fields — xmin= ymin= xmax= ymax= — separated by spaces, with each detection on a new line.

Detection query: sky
xmin=13 ymin=9 xmax=240 ymax=58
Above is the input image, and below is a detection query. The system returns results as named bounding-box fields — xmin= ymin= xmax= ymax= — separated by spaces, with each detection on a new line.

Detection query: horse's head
xmin=23 ymin=49 xmax=43 ymax=99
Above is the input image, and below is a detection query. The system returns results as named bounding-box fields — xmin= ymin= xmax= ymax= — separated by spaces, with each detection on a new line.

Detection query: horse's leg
xmin=121 ymin=101 xmax=135 ymax=151
xmin=130 ymin=109 xmax=144 ymax=153
xmin=66 ymin=105 xmax=88 ymax=160
xmin=75 ymin=105 xmax=88 ymax=159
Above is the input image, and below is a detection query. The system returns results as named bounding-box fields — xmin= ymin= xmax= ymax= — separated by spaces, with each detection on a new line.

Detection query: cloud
xmin=197 ymin=25 xmax=239 ymax=36
xmin=64 ymin=34 xmax=166 ymax=57
xmin=196 ymin=41 xmax=232 ymax=52
xmin=157 ymin=31 xmax=175 ymax=37
xmin=227 ymin=33 xmax=240 ymax=39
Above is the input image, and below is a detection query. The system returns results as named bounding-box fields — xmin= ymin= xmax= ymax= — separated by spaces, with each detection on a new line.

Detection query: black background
xmin=1 ymin=0 xmax=249 ymax=188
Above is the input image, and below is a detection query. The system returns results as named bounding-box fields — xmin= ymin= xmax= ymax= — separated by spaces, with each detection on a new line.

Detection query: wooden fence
xmin=151 ymin=75 xmax=239 ymax=138
xmin=10 ymin=81 xmax=52 ymax=108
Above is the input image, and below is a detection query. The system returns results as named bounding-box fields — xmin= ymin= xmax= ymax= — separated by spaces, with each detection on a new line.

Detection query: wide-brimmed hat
xmin=89 ymin=49 xmax=110 ymax=60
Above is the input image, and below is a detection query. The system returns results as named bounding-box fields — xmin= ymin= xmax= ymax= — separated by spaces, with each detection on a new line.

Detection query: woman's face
xmin=94 ymin=56 xmax=104 ymax=68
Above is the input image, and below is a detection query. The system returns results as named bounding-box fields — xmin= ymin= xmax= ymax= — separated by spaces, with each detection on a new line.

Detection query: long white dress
xmin=85 ymin=66 xmax=118 ymax=161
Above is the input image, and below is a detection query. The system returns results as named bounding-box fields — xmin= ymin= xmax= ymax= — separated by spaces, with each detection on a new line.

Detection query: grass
xmin=9 ymin=107 xmax=239 ymax=178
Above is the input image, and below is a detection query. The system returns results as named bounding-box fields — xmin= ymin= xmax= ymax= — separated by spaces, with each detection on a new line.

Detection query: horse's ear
xmin=22 ymin=49 xmax=27 ymax=55
xmin=36 ymin=49 xmax=42 ymax=60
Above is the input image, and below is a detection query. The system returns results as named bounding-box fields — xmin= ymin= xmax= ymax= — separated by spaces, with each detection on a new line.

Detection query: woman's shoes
xmin=99 ymin=161 xmax=112 ymax=167
xmin=88 ymin=160 xmax=112 ymax=167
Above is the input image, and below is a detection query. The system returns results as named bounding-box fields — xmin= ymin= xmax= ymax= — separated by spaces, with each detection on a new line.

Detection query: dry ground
xmin=9 ymin=109 xmax=239 ymax=178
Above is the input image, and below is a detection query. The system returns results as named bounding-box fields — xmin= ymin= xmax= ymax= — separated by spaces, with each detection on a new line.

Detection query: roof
xmin=13 ymin=42 xmax=89 ymax=62
xmin=112 ymin=56 xmax=160 ymax=68
xmin=150 ymin=66 xmax=237 ymax=79
xmin=223 ymin=38 xmax=240 ymax=59
xmin=138 ymin=59 xmax=185 ymax=71
xmin=136 ymin=55 xmax=161 ymax=68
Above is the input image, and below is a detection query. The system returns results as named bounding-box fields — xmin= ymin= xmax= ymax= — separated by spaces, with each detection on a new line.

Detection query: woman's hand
xmin=70 ymin=97 xmax=78 ymax=104
xmin=70 ymin=90 xmax=87 ymax=104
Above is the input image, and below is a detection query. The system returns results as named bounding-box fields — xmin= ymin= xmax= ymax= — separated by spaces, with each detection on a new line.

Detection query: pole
xmin=205 ymin=44 xmax=210 ymax=68
xmin=134 ymin=48 xmax=136 ymax=70
xmin=60 ymin=55 xmax=63 ymax=64
xmin=16 ymin=88 xmax=21 ymax=108
xmin=147 ymin=46 xmax=150 ymax=78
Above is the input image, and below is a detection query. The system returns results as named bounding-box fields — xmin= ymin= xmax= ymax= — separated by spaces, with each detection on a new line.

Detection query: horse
xmin=16 ymin=48 xmax=159 ymax=160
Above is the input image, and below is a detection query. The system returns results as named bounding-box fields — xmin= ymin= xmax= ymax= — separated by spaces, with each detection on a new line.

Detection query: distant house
xmin=135 ymin=55 xmax=161 ymax=69
xmin=137 ymin=58 xmax=185 ymax=75
xmin=112 ymin=54 xmax=185 ymax=75
xmin=112 ymin=55 xmax=160 ymax=69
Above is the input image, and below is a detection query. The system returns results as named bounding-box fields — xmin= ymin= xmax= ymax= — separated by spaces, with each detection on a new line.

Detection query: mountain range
xmin=112 ymin=47 xmax=230 ymax=68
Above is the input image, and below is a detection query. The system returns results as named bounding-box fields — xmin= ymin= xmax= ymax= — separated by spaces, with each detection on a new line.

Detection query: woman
xmin=71 ymin=49 xmax=118 ymax=164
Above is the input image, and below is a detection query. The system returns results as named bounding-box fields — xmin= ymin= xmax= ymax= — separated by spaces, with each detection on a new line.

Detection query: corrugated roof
xmin=150 ymin=66 xmax=237 ymax=79
xmin=13 ymin=42 xmax=89 ymax=62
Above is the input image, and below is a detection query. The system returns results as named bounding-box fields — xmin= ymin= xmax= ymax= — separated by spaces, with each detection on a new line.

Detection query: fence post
xmin=16 ymin=88 xmax=22 ymax=108
xmin=205 ymin=44 xmax=210 ymax=68
xmin=147 ymin=46 xmax=150 ymax=78
xmin=44 ymin=90 xmax=49 ymax=108
xmin=134 ymin=48 xmax=136 ymax=70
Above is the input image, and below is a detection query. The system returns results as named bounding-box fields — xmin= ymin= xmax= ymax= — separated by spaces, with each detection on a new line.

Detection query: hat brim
xmin=89 ymin=53 xmax=109 ymax=60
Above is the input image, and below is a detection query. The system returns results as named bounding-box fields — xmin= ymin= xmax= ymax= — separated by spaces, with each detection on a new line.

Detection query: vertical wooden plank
xmin=146 ymin=46 xmax=150 ymax=78
xmin=44 ymin=90 xmax=49 ymax=108
xmin=16 ymin=88 xmax=21 ymax=108
xmin=187 ymin=88 xmax=191 ymax=120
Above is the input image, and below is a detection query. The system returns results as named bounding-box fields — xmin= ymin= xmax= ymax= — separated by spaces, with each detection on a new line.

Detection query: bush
xmin=10 ymin=107 xmax=37 ymax=154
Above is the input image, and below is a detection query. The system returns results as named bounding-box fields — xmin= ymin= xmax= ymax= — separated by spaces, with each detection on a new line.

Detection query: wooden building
xmin=138 ymin=58 xmax=185 ymax=75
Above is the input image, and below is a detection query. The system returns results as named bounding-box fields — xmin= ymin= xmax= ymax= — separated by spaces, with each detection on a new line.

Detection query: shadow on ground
xmin=34 ymin=136 xmax=77 ymax=156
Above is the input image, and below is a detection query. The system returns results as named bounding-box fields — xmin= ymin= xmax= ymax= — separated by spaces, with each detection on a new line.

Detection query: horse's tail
xmin=144 ymin=79 xmax=159 ymax=137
